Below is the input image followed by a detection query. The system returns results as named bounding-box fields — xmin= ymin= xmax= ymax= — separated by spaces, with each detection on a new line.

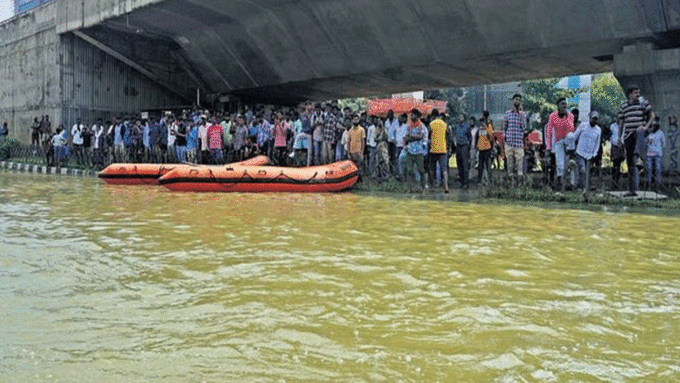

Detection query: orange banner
xmin=367 ymin=99 xmax=448 ymax=118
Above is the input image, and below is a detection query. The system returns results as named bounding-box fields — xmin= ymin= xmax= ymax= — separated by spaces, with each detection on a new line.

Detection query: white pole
xmin=484 ymin=85 xmax=488 ymax=111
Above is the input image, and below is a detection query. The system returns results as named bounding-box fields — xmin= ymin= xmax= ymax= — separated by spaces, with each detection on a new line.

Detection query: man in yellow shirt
xmin=347 ymin=114 xmax=366 ymax=178
xmin=475 ymin=115 xmax=495 ymax=185
xmin=428 ymin=109 xmax=451 ymax=193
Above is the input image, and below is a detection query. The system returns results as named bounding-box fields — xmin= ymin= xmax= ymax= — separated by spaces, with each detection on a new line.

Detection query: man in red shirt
xmin=545 ymin=98 xmax=574 ymax=191
xmin=207 ymin=116 xmax=224 ymax=164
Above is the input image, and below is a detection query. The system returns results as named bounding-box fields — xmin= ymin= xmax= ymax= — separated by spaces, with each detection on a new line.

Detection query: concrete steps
xmin=0 ymin=161 xmax=97 ymax=177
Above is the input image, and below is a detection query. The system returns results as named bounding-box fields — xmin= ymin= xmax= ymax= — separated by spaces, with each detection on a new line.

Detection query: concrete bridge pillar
xmin=614 ymin=43 xmax=680 ymax=177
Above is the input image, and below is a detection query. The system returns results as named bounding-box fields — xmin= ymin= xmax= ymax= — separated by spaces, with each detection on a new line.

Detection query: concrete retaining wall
xmin=0 ymin=2 xmax=61 ymax=143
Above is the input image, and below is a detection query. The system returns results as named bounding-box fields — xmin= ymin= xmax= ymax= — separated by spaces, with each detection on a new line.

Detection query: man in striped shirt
xmin=503 ymin=94 xmax=527 ymax=185
xmin=617 ymin=85 xmax=655 ymax=196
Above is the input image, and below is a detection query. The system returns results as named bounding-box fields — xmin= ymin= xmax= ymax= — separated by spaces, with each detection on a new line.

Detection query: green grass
xmin=351 ymin=171 xmax=680 ymax=214
xmin=481 ymin=184 xmax=679 ymax=208
xmin=353 ymin=178 xmax=411 ymax=193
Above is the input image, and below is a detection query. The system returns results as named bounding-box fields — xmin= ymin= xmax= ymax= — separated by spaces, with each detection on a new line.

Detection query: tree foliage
xmin=337 ymin=98 xmax=368 ymax=114
xmin=520 ymin=78 xmax=586 ymax=130
xmin=590 ymin=73 xmax=625 ymax=125
xmin=424 ymin=88 xmax=470 ymax=119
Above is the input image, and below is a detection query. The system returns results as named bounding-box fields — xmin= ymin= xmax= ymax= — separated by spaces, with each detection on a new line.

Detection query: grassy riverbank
xmin=352 ymin=176 xmax=680 ymax=214
xmin=3 ymin=156 xmax=679 ymax=214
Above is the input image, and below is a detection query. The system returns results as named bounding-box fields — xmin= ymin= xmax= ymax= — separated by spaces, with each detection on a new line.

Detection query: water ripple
xmin=1 ymin=173 xmax=680 ymax=382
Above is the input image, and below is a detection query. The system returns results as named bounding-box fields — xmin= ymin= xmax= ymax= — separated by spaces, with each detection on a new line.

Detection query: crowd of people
xmin=538 ymin=84 xmax=665 ymax=196
xmin=22 ymin=84 xmax=666 ymax=195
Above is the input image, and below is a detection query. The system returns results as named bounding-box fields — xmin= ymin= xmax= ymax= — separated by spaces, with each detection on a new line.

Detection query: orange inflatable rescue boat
xmin=98 ymin=155 xmax=271 ymax=185
xmin=158 ymin=160 xmax=359 ymax=193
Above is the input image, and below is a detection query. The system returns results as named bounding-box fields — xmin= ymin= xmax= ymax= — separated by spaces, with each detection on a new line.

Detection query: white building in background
xmin=14 ymin=0 xmax=53 ymax=15
xmin=558 ymin=75 xmax=592 ymax=118
xmin=393 ymin=91 xmax=424 ymax=100
xmin=1 ymin=0 xmax=15 ymax=22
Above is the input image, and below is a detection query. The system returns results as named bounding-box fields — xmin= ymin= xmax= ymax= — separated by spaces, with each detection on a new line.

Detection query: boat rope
xmin=212 ymin=168 xmax=257 ymax=190
xmin=273 ymin=170 xmax=319 ymax=184
xmin=157 ymin=165 xmax=170 ymax=179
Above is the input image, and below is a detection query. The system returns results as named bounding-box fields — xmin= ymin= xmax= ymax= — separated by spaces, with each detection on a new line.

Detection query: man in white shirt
xmin=221 ymin=114 xmax=233 ymax=159
xmin=609 ymin=120 xmax=624 ymax=187
xmin=110 ymin=117 xmax=126 ymax=163
xmin=396 ymin=113 xmax=409 ymax=179
xmin=574 ymin=111 xmax=602 ymax=193
xmin=141 ymin=119 xmax=151 ymax=162
xmin=385 ymin=110 xmax=400 ymax=171
xmin=198 ymin=115 xmax=209 ymax=164
xmin=366 ymin=116 xmax=377 ymax=178
xmin=71 ymin=118 xmax=85 ymax=165
xmin=166 ymin=115 xmax=177 ymax=162
xmin=91 ymin=118 xmax=105 ymax=168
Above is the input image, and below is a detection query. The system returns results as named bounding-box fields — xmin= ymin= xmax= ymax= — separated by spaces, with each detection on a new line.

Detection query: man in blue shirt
xmin=455 ymin=114 xmax=472 ymax=189
xmin=186 ymin=122 xmax=199 ymax=163
xmin=148 ymin=118 xmax=162 ymax=162
xmin=254 ymin=114 xmax=273 ymax=157
xmin=405 ymin=109 xmax=428 ymax=192
xmin=300 ymin=102 xmax=314 ymax=166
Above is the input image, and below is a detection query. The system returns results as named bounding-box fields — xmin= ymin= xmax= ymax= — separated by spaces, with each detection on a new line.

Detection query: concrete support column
xmin=614 ymin=43 xmax=680 ymax=176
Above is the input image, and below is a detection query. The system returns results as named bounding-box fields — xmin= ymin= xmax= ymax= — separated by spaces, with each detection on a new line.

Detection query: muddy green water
xmin=1 ymin=172 xmax=679 ymax=382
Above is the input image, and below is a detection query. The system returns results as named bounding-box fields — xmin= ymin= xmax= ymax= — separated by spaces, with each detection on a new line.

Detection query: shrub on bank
xmin=0 ymin=137 xmax=20 ymax=161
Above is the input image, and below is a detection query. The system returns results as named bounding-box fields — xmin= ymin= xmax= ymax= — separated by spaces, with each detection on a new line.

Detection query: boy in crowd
xmin=646 ymin=117 xmax=665 ymax=191
xmin=475 ymin=118 xmax=495 ymax=186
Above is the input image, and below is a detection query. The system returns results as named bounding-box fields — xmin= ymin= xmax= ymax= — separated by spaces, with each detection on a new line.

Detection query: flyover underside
xmin=229 ymin=44 xmax=618 ymax=105
xmin=61 ymin=0 xmax=680 ymax=104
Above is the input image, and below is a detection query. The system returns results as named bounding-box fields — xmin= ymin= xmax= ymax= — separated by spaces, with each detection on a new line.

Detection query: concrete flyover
xmin=55 ymin=0 xmax=680 ymax=105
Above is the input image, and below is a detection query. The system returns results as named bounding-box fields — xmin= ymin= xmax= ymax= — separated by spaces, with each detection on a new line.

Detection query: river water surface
xmin=1 ymin=172 xmax=679 ymax=382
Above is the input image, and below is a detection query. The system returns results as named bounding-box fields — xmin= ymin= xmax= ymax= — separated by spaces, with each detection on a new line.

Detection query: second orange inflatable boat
xmin=158 ymin=160 xmax=359 ymax=193
xmin=98 ymin=155 xmax=271 ymax=185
